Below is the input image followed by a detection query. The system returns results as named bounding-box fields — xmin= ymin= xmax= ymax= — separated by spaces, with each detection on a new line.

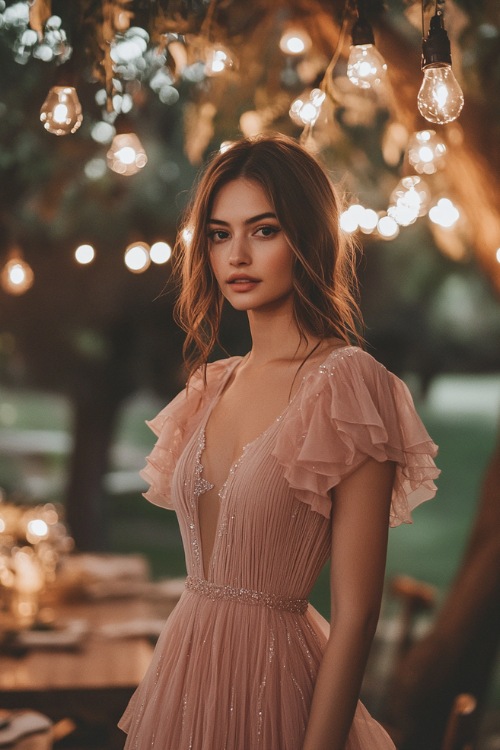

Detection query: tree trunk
xmin=385 ymin=427 xmax=500 ymax=750
xmin=65 ymin=389 xmax=123 ymax=551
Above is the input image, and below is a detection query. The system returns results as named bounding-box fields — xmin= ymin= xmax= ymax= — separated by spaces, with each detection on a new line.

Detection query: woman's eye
xmin=256 ymin=225 xmax=280 ymax=237
xmin=208 ymin=229 xmax=229 ymax=242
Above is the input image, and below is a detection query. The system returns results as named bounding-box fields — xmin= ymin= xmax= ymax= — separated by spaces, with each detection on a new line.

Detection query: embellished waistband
xmin=185 ymin=576 xmax=308 ymax=615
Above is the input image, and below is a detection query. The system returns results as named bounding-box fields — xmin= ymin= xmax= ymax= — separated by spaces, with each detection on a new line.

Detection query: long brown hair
xmin=173 ymin=134 xmax=363 ymax=379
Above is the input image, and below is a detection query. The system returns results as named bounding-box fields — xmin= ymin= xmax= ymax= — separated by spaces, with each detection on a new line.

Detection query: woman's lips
xmin=227 ymin=276 xmax=260 ymax=292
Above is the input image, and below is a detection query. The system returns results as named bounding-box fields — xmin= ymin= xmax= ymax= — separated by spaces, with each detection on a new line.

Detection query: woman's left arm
xmin=302 ymin=457 xmax=395 ymax=750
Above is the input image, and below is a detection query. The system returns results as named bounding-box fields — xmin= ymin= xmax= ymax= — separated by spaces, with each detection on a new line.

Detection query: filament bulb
xmin=347 ymin=44 xmax=387 ymax=89
xmin=347 ymin=17 xmax=387 ymax=89
xmin=417 ymin=66 xmax=464 ymax=124
xmin=40 ymin=86 xmax=83 ymax=135
xmin=418 ymin=12 xmax=464 ymax=124
xmin=107 ymin=132 xmax=148 ymax=176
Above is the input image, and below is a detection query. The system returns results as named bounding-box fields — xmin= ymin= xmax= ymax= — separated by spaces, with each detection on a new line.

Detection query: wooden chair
xmin=441 ymin=693 xmax=477 ymax=750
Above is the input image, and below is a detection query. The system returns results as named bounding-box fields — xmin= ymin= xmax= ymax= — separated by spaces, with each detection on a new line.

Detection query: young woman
xmin=119 ymin=134 xmax=439 ymax=750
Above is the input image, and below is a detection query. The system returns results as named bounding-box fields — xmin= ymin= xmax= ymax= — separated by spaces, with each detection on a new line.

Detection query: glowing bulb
xmin=279 ymin=29 xmax=312 ymax=55
xmin=496 ymin=248 xmax=500 ymax=264
xmin=150 ymin=241 xmax=172 ymax=264
xmin=339 ymin=204 xmax=365 ymax=233
xmin=418 ymin=66 xmax=464 ymax=124
xmin=347 ymin=16 xmax=386 ymax=89
xmin=340 ymin=210 xmax=358 ymax=233
xmin=27 ymin=519 xmax=49 ymax=540
xmin=205 ymin=46 xmax=234 ymax=76
xmin=347 ymin=44 xmax=387 ymax=88
xmin=389 ymin=176 xmax=430 ymax=227
xmin=124 ymin=242 xmax=151 ymax=273
xmin=75 ymin=244 xmax=95 ymax=264
xmin=418 ymin=13 xmax=464 ymax=124
xmin=429 ymin=198 xmax=460 ymax=228
xmin=289 ymin=88 xmax=325 ymax=126
xmin=107 ymin=133 xmax=148 ymax=176
xmin=377 ymin=215 xmax=400 ymax=239
xmin=407 ymin=130 xmax=447 ymax=175
xmin=1 ymin=256 xmax=34 ymax=295
xmin=40 ymin=86 xmax=83 ymax=135
xmin=358 ymin=208 xmax=378 ymax=233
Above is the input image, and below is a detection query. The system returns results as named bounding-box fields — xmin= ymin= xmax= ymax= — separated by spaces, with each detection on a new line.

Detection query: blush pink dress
xmin=119 ymin=346 xmax=439 ymax=750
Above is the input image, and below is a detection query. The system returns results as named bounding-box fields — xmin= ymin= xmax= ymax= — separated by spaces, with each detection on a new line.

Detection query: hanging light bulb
xmin=279 ymin=29 xmax=312 ymax=56
xmin=418 ymin=10 xmax=464 ymax=124
xmin=149 ymin=241 xmax=172 ymax=264
xmin=1 ymin=249 xmax=34 ymax=295
xmin=204 ymin=45 xmax=235 ymax=76
xmin=289 ymin=89 xmax=326 ymax=126
xmin=347 ymin=7 xmax=387 ymax=89
xmin=388 ymin=176 xmax=430 ymax=226
xmin=428 ymin=197 xmax=460 ymax=228
xmin=377 ymin=214 xmax=400 ymax=239
xmin=124 ymin=242 xmax=151 ymax=273
xmin=40 ymin=85 xmax=83 ymax=135
xmin=407 ymin=129 xmax=447 ymax=174
xmin=107 ymin=116 xmax=147 ymax=176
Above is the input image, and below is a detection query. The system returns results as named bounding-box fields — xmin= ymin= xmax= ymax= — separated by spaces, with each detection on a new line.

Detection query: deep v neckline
xmin=194 ymin=346 xmax=355 ymax=578
xmin=199 ymin=344 xmax=356 ymax=496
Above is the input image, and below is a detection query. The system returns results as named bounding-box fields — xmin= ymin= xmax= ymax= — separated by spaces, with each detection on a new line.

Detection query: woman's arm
xmin=302 ymin=457 xmax=395 ymax=750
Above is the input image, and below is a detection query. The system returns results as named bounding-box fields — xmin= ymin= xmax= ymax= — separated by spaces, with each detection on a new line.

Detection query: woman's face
xmin=207 ymin=178 xmax=294 ymax=315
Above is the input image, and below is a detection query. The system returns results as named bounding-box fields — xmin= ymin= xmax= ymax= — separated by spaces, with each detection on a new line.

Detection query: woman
xmin=119 ymin=134 xmax=439 ymax=750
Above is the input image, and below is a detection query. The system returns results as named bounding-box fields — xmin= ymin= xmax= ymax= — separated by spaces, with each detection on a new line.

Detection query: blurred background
xmin=0 ymin=1 xmax=499 ymax=749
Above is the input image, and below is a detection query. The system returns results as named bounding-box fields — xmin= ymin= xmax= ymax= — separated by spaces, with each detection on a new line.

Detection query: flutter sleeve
xmin=272 ymin=348 xmax=440 ymax=526
xmin=140 ymin=360 xmax=233 ymax=510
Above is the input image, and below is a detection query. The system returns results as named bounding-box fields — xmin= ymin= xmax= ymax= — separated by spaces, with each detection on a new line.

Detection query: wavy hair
xmin=173 ymin=134 xmax=363 ymax=380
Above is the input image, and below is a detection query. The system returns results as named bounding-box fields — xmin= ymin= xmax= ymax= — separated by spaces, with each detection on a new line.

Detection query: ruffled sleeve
xmin=140 ymin=359 xmax=238 ymax=510
xmin=272 ymin=347 xmax=440 ymax=526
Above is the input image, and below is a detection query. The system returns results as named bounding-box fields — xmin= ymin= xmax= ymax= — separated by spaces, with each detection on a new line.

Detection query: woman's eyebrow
xmin=208 ymin=212 xmax=278 ymax=226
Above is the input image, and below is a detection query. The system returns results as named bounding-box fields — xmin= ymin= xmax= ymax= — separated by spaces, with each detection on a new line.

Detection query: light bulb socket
xmin=421 ymin=12 xmax=452 ymax=69
xmin=351 ymin=17 xmax=375 ymax=46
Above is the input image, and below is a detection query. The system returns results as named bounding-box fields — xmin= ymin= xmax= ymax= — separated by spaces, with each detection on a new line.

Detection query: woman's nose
xmin=228 ymin=236 xmax=250 ymax=265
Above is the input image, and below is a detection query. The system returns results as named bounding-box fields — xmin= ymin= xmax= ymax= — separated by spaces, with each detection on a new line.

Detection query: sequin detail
xmin=185 ymin=576 xmax=308 ymax=614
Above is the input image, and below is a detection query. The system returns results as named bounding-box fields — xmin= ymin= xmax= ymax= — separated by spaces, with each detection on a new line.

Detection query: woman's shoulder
xmin=318 ymin=344 xmax=385 ymax=373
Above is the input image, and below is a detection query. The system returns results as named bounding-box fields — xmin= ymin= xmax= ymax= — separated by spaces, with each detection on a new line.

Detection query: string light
xmin=279 ymin=29 xmax=312 ymax=56
xmin=107 ymin=118 xmax=147 ymax=176
xmin=1 ymin=251 xmax=34 ymax=295
xmin=124 ymin=242 xmax=151 ymax=273
xmin=377 ymin=214 xmax=400 ymax=239
xmin=40 ymin=86 xmax=83 ymax=135
xmin=407 ymin=129 xmax=447 ymax=174
xmin=339 ymin=204 xmax=365 ymax=233
xmin=347 ymin=5 xmax=387 ymax=89
xmin=289 ymin=89 xmax=325 ymax=126
xmin=149 ymin=241 xmax=172 ymax=264
xmin=358 ymin=208 xmax=378 ymax=234
xmin=75 ymin=244 xmax=95 ymax=264
xmin=418 ymin=8 xmax=464 ymax=124
xmin=204 ymin=45 xmax=234 ymax=76
xmin=428 ymin=197 xmax=460 ymax=228
xmin=388 ymin=176 xmax=430 ymax=226
xmin=496 ymin=248 xmax=500 ymax=264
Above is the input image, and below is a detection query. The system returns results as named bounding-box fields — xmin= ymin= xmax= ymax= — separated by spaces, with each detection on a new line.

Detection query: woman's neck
xmin=246 ymin=309 xmax=320 ymax=366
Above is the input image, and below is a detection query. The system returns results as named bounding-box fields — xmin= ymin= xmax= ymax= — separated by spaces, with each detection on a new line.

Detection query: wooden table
xmin=0 ymin=596 xmax=176 ymax=749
